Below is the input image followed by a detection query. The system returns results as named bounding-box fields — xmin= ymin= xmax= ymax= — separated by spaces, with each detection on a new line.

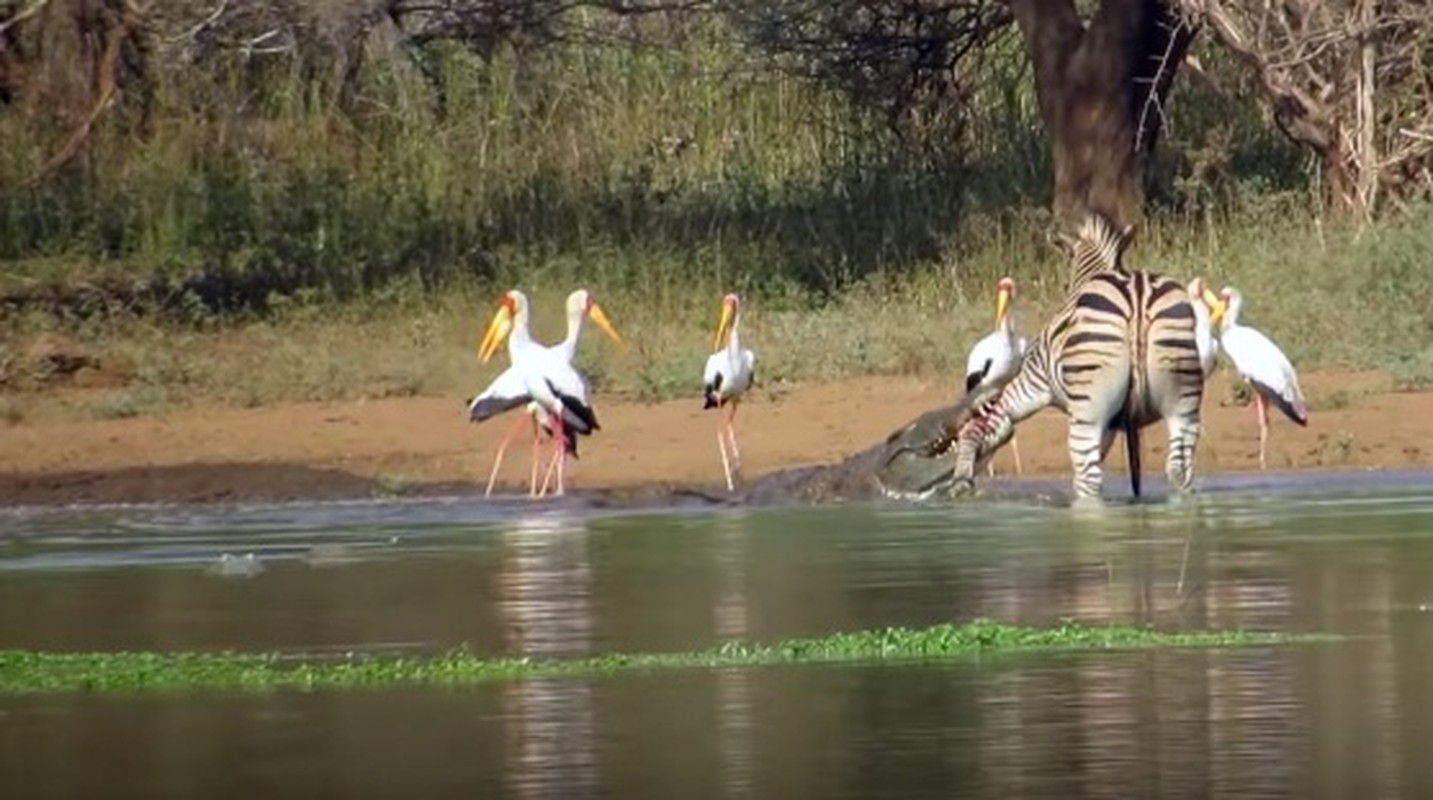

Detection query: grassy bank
xmin=0 ymin=620 xmax=1317 ymax=695
xmin=3 ymin=204 xmax=1431 ymax=424
xmin=1 ymin=15 xmax=1430 ymax=423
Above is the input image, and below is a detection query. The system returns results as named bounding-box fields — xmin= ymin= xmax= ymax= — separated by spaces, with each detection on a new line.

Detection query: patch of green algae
xmin=0 ymin=620 xmax=1324 ymax=696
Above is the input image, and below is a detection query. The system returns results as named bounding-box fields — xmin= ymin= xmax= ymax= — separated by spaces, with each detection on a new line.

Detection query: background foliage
xmin=0 ymin=1 xmax=1428 ymax=418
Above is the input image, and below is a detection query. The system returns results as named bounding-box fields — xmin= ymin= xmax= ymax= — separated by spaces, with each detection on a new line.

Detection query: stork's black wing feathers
xmin=469 ymin=394 xmax=529 ymax=423
xmin=548 ymin=379 xmax=600 ymax=434
xmin=965 ymin=359 xmax=992 ymax=393
xmin=703 ymin=371 xmax=723 ymax=409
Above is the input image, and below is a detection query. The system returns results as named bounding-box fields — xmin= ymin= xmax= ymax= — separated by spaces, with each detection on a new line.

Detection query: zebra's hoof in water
xmin=949 ymin=477 xmax=977 ymax=497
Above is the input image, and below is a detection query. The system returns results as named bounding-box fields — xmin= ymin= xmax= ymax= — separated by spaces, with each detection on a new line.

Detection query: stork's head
xmin=1209 ymin=285 xmax=1241 ymax=329
xmin=994 ymin=277 xmax=1016 ymax=326
xmin=478 ymin=289 xmax=526 ymax=363
xmin=1188 ymin=277 xmax=1221 ymax=314
xmin=714 ymin=293 xmax=741 ymax=351
xmin=567 ymin=289 xmax=625 ymax=347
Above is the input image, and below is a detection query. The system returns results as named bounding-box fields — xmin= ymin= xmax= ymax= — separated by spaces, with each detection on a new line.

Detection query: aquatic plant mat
xmin=0 ymin=621 xmax=1326 ymax=696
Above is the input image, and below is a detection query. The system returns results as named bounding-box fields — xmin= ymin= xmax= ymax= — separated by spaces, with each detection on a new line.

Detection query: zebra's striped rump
xmin=935 ymin=212 xmax=1205 ymax=502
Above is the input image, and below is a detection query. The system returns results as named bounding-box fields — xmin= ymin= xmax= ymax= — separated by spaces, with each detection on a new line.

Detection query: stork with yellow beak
xmin=468 ymin=289 xmax=623 ymax=497
xmin=1187 ymin=277 xmax=1221 ymax=380
xmin=963 ymin=276 xmax=1026 ymax=475
xmin=702 ymin=293 xmax=756 ymax=492
xmin=1207 ymin=285 xmax=1308 ymax=470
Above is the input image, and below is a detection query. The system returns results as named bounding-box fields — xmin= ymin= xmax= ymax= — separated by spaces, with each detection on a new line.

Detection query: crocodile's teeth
xmin=873 ymin=475 xmax=943 ymax=502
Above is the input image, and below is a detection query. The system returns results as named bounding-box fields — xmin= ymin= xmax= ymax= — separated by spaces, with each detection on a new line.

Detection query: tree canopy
xmin=2 ymin=0 xmax=1429 ymax=224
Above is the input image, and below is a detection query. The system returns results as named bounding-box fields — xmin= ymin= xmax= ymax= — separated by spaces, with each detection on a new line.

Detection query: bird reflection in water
xmin=497 ymin=514 xmax=599 ymax=799
xmin=713 ymin=514 xmax=755 ymax=798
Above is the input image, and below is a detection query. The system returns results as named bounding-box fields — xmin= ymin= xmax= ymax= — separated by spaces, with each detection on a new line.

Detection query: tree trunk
xmin=1009 ymin=0 xmax=1194 ymax=235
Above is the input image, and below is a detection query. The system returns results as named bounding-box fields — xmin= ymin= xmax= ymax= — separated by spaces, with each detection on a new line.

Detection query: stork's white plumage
xmin=1187 ymin=277 xmax=1221 ymax=379
xmin=963 ymin=276 xmax=1026 ymax=475
xmin=702 ymin=293 xmax=756 ymax=492
xmin=1209 ymin=285 xmax=1308 ymax=470
xmin=523 ymin=289 xmax=623 ymax=489
xmin=965 ymin=277 xmax=1026 ymax=394
xmin=468 ymin=289 xmax=622 ymax=497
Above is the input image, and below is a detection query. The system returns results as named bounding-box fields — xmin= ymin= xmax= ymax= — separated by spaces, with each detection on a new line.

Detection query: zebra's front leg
xmin=1164 ymin=414 xmax=1201 ymax=493
xmin=1067 ymin=418 xmax=1108 ymax=501
xmin=950 ymin=413 xmax=1015 ymax=495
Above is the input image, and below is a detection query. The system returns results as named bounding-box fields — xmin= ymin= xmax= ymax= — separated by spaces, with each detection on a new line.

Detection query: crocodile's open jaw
xmin=869 ymin=399 xmax=982 ymax=501
xmin=735 ymin=390 xmax=986 ymax=505
xmin=872 ymin=446 xmax=987 ymax=500
xmin=873 ymin=449 xmax=957 ymax=500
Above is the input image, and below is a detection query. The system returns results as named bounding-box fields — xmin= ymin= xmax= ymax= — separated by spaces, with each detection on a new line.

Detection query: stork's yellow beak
xmin=995 ymin=287 xmax=1011 ymax=326
xmin=713 ymin=300 xmax=735 ymax=351
xmin=1208 ymin=303 xmax=1226 ymax=329
xmin=1201 ymin=287 xmax=1225 ymax=328
xmin=587 ymin=302 xmax=625 ymax=347
xmin=477 ymin=304 xmax=514 ymax=364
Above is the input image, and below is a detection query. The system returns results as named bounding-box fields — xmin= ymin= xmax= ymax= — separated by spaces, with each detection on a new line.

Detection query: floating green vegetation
xmin=0 ymin=620 xmax=1322 ymax=696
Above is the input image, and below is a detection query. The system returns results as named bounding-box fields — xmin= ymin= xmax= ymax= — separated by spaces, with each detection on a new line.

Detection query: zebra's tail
xmin=1122 ymin=378 xmax=1142 ymax=498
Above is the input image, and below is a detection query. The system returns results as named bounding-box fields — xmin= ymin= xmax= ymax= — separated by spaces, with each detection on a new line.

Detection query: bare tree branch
xmin=163 ymin=0 xmax=227 ymax=44
xmin=28 ymin=0 xmax=140 ymax=183
xmin=0 ymin=0 xmax=52 ymax=35
xmin=1179 ymin=0 xmax=1433 ymax=219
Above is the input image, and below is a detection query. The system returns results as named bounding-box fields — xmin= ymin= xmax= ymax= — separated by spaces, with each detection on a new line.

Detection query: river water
xmin=2 ymin=470 xmax=1433 ymax=798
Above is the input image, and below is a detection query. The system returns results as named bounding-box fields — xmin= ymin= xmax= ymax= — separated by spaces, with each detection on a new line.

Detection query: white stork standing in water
xmin=1187 ymin=277 xmax=1221 ymax=380
xmin=964 ymin=276 xmax=1026 ymax=475
xmin=468 ymin=289 xmax=623 ymax=497
xmin=702 ymin=293 xmax=756 ymax=492
xmin=1208 ymin=285 xmax=1309 ymax=470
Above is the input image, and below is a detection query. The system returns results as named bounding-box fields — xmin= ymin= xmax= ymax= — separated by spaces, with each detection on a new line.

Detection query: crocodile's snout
xmin=874 ymin=441 xmax=959 ymax=499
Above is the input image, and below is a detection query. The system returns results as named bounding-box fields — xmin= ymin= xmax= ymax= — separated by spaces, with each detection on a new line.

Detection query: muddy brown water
xmin=3 ymin=470 xmax=1433 ymax=798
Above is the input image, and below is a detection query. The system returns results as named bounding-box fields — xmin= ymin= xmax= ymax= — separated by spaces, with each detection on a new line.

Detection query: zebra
xmin=940 ymin=212 xmax=1205 ymax=502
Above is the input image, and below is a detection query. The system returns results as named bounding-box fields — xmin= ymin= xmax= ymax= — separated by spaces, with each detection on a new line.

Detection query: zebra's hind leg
xmin=1067 ymin=417 xmax=1108 ymax=501
xmin=1164 ymin=413 xmax=1201 ymax=493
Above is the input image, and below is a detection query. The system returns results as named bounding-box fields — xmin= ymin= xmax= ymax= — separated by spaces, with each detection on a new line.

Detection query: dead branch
xmin=163 ymin=0 xmax=227 ymax=44
xmin=1134 ymin=16 xmax=1194 ymax=153
xmin=1180 ymin=0 xmax=1433 ymax=218
xmin=27 ymin=1 xmax=138 ymax=184
xmin=1194 ymin=0 xmax=1336 ymax=152
xmin=0 ymin=0 xmax=52 ymax=35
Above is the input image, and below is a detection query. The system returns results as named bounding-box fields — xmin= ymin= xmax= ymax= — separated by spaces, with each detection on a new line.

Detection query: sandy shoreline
xmin=1 ymin=371 xmax=1429 ymax=508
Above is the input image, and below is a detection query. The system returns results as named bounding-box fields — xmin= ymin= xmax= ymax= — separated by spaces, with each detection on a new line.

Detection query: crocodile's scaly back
xmin=739 ymin=393 xmax=981 ymax=504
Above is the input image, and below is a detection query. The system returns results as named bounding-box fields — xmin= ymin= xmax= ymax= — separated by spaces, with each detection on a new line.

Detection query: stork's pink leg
xmin=716 ymin=424 xmax=734 ymax=492
xmin=1255 ymin=391 xmax=1269 ymax=471
xmin=550 ymin=415 xmax=568 ymax=497
xmin=537 ymin=435 xmax=562 ymax=498
xmin=528 ymin=414 xmax=543 ymax=496
xmin=1010 ymin=431 xmax=1024 ymax=476
xmin=726 ymin=400 xmax=743 ymax=477
xmin=485 ymin=413 xmax=533 ymax=498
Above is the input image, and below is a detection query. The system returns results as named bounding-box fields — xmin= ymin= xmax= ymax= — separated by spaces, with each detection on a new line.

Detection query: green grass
xmin=0 ymin=619 xmax=1320 ymax=696
xmin=3 ymin=203 xmax=1431 ymax=424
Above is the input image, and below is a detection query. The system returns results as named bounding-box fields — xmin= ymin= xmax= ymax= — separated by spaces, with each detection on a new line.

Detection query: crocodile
xmin=736 ymin=392 xmax=982 ymax=504
xmin=567 ymin=390 xmax=982 ymax=509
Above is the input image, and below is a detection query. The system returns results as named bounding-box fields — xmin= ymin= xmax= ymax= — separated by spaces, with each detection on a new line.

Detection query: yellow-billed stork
xmin=964 ymin=276 xmax=1026 ymax=475
xmin=702 ymin=293 xmax=756 ymax=492
xmin=1208 ymin=285 xmax=1309 ymax=470
xmin=468 ymin=289 xmax=622 ymax=497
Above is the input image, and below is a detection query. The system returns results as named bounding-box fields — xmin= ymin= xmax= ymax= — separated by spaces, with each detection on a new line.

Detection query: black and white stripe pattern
xmin=948 ymin=213 xmax=1204 ymax=500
